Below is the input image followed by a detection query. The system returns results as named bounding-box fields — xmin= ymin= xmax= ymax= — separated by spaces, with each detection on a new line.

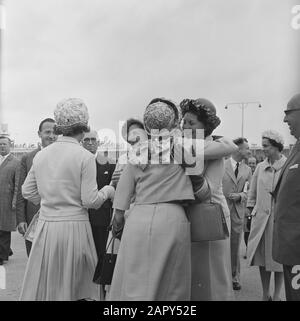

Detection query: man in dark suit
xmin=272 ymin=93 xmax=300 ymax=301
xmin=222 ymin=137 xmax=252 ymax=291
xmin=82 ymin=130 xmax=116 ymax=286
xmin=0 ymin=136 xmax=20 ymax=265
xmin=16 ymin=118 xmax=57 ymax=256
xmin=243 ymin=156 xmax=257 ymax=256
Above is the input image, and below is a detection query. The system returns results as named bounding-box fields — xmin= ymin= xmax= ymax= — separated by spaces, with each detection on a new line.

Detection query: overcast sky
xmin=1 ymin=0 xmax=299 ymax=146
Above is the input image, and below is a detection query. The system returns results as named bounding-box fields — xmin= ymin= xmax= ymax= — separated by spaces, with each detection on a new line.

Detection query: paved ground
xmin=0 ymin=232 xmax=285 ymax=301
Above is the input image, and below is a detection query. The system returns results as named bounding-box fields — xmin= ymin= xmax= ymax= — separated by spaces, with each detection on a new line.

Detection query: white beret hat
xmin=262 ymin=130 xmax=284 ymax=146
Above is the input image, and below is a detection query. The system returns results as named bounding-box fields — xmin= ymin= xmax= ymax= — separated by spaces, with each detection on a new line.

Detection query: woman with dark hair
xmin=20 ymin=98 xmax=115 ymax=300
xmin=180 ymin=98 xmax=235 ymax=301
xmin=246 ymin=130 xmax=286 ymax=301
xmin=110 ymin=118 xmax=146 ymax=188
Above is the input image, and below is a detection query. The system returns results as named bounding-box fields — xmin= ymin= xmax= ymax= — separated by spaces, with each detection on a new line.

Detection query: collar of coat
xmin=56 ymin=136 xmax=80 ymax=145
xmin=260 ymin=155 xmax=287 ymax=172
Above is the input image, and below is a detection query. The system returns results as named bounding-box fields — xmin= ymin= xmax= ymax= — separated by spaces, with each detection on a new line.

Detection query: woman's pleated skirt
xmin=19 ymin=216 xmax=100 ymax=301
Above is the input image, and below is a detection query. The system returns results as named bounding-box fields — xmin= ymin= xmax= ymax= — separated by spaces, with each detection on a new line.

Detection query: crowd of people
xmin=0 ymin=93 xmax=300 ymax=301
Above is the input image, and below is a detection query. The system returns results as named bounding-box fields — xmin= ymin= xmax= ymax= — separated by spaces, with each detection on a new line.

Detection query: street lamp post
xmin=224 ymin=101 xmax=262 ymax=138
xmin=0 ymin=0 xmax=8 ymax=136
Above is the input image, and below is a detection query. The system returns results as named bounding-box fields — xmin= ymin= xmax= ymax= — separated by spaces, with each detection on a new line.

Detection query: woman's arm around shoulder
xmin=204 ymin=136 xmax=238 ymax=160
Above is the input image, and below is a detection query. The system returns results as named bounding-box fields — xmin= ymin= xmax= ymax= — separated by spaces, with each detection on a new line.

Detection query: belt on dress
xmin=39 ymin=211 xmax=89 ymax=222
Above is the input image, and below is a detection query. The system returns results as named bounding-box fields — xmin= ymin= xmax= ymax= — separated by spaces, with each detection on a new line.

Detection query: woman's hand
xmin=245 ymin=207 xmax=253 ymax=217
xmin=17 ymin=222 xmax=28 ymax=235
xmin=100 ymin=185 xmax=115 ymax=201
xmin=112 ymin=209 xmax=125 ymax=239
xmin=228 ymin=193 xmax=241 ymax=202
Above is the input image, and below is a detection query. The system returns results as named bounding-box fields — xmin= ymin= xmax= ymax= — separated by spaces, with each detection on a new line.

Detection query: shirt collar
xmin=231 ymin=157 xmax=239 ymax=169
xmin=263 ymin=155 xmax=287 ymax=172
xmin=0 ymin=153 xmax=10 ymax=161
xmin=56 ymin=136 xmax=80 ymax=145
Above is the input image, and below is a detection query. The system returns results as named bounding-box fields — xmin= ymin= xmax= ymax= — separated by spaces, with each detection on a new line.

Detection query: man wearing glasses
xmin=81 ymin=130 xmax=115 ymax=295
xmin=272 ymin=93 xmax=300 ymax=301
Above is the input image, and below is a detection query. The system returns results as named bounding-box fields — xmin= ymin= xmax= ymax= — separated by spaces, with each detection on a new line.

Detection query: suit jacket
xmin=222 ymin=158 xmax=252 ymax=232
xmin=272 ymin=141 xmax=300 ymax=265
xmin=0 ymin=154 xmax=20 ymax=231
xmin=88 ymin=154 xmax=116 ymax=227
xmin=16 ymin=147 xmax=41 ymax=225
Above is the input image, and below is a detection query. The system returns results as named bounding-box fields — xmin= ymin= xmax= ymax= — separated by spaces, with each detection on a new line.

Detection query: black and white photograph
xmin=0 ymin=0 xmax=300 ymax=305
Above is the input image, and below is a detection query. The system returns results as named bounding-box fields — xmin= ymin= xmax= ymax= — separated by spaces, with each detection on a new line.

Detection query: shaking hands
xmin=100 ymin=185 xmax=115 ymax=201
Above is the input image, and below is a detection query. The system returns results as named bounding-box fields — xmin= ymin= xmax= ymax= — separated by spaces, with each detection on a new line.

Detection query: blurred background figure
xmin=16 ymin=118 xmax=57 ymax=256
xmin=248 ymin=157 xmax=257 ymax=174
xmin=82 ymin=129 xmax=115 ymax=299
xmin=0 ymin=136 xmax=20 ymax=266
xmin=243 ymin=156 xmax=257 ymax=258
xmin=222 ymin=137 xmax=252 ymax=291
xmin=246 ymin=130 xmax=286 ymax=301
xmin=110 ymin=118 xmax=145 ymax=188
xmin=96 ymin=118 xmax=147 ymax=299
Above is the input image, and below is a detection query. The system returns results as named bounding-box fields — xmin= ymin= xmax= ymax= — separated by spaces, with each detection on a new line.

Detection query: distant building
xmin=11 ymin=146 xmax=36 ymax=160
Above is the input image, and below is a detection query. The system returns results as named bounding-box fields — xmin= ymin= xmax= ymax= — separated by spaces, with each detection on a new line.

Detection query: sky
xmin=1 ymin=0 xmax=299 ymax=146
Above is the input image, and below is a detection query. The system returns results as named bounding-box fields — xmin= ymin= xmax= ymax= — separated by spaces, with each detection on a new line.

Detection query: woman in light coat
xmin=180 ymin=98 xmax=236 ymax=301
xmin=20 ymin=98 xmax=115 ymax=301
xmin=246 ymin=130 xmax=286 ymax=301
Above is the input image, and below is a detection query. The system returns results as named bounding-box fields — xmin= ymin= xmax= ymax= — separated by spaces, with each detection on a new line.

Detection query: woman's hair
xmin=54 ymin=123 xmax=90 ymax=136
xmin=262 ymin=136 xmax=284 ymax=152
xmin=38 ymin=118 xmax=55 ymax=132
xmin=121 ymin=118 xmax=144 ymax=142
xmin=233 ymin=137 xmax=248 ymax=146
xmin=180 ymin=98 xmax=221 ymax=137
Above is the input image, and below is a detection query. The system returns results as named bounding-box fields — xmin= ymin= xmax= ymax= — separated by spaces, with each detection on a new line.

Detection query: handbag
xmin=186 ymin=184 xmax=229 ymax=242
xmin=93 ymin=236 xmax=118 ymax=285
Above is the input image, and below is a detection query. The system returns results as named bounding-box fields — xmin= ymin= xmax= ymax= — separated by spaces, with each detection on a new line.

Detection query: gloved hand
xmin=100 ymin=185 xmax=115 ymax=201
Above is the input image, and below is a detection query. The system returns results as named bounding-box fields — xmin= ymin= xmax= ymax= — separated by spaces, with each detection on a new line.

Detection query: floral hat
xmin=54 ymin=98 xmax=89 ymax=131
xmin=180 ymin=98 xmax=221 ymax=133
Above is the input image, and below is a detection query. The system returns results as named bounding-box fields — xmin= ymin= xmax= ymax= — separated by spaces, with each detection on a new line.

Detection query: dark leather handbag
xmin=186 ymin=183 xmax=229 ymax=242
xmin=93 ymin=236 xmax=117 ymax=285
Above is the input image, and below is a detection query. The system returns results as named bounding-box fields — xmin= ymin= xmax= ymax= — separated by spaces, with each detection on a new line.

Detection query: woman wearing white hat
xmin=246 ymin=130 xmax=286 ymax=301
xmin=19 ymin=98 xmax=115 ymax=301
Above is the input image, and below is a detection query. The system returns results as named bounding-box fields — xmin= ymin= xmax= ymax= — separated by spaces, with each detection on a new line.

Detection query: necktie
xmin=235 ymin=162 xmax=239 ymax=178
